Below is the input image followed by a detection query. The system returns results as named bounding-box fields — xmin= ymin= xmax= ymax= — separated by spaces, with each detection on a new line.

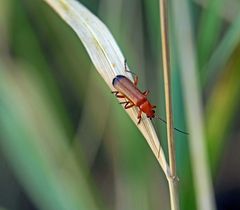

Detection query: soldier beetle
xmin=112 ymin=60 xmax=188 ymax=135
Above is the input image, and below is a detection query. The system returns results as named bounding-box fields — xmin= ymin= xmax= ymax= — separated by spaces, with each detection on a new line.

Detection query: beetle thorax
xmin=140 ymin=101 xmax=155 ymax=118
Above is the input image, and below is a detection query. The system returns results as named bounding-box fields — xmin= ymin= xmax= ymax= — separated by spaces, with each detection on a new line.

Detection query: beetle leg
xmin=119 ymin=100 xmax=134 ymax=109
xmin=137 ymin=110 xmax=142 ymax=124
xmin=111 ymin=90 xmax=119 ymax=95
xmin=111 ymin=91 xmax=125 ymax=98
xmin=124 ymin=102 xmax=134 ymax=109
xmin=124 ymin=59 xmax=138 ymax=86
xmin=119 ymin=101 xmax=128 ymax=105
xmin=143 ymin=90 xmax=149 ymax=96
xmin=115 ymin=93 xmax=125 ymax=98
xmin=124 ymin=59 xmax=127 ymax=71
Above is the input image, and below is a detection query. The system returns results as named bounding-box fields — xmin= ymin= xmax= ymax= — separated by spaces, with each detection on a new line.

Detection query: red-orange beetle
xmin=112 ymin=62 xmax=156 ymax=124
xmin=111 ymin=61 xmax=189 ymax=135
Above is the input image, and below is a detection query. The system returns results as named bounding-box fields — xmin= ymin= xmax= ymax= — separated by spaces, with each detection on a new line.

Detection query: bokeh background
xmin=0 ymin=0 xmax=240 ymax=210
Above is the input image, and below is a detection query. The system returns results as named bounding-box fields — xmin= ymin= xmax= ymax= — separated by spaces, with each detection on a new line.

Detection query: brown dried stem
xmin=159 ymin=0 xmax=179 ymax=209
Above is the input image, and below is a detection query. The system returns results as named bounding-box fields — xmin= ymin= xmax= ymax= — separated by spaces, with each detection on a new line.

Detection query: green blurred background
xmin=0 ymin=0 xmax=240 ymax=210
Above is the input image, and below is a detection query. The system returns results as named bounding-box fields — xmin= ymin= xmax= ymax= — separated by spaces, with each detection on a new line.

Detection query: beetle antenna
xmin=155 ymin=116 xmax=189 ymax=135
xmin=124 ymin=59 xmax=137 ymax=76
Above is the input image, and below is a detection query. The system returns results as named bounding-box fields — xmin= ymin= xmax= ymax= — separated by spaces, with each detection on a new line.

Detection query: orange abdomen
xmin=112 ymin=75 xmax=146 ymax=106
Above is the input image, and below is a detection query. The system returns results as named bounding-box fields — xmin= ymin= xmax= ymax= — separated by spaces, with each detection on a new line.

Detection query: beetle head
xmin=140 ymin=101 xmax=156 ymax=119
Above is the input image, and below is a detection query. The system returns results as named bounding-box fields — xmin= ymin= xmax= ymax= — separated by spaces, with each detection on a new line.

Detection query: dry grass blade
xmin=159 ymin=0 xmax=179 ymax=210
xmin=42 ymin=0 xmax=169 ymax=176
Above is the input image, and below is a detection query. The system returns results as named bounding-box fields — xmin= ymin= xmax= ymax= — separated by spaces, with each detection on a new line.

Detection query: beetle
xmin=111 ymin=60 xmax=189 ymax=135
xmin=112 ymin=60 xmax=156 ymax=124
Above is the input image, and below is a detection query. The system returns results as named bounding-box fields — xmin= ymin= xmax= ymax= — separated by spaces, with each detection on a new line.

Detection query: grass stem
xmin=159 ymin=0 xmax=179 ymax=209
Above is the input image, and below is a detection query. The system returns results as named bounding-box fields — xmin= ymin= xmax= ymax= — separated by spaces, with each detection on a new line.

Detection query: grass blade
xmin=0 ymin=63 xmax=99 ymax=210
xmin=171 ymin=1 xmax=216 ymax=209
xmin=203 ymin=13 xmax=240 ymax=85
xmin=42 ymin=0 xmax=169 ymax=177
xmin=197 ymin=0 xmax=224 ymax=67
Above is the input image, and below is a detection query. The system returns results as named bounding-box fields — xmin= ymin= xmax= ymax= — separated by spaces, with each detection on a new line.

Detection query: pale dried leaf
xmin=43 ymin=0 xmax=169 ymax=175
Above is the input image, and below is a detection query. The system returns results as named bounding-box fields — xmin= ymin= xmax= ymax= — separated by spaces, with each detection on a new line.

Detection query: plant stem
xmin=159 ymin=0 xmax=179 ymax=209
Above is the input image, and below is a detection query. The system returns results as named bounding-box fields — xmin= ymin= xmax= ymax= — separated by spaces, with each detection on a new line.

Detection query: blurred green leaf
xmin=203 ymin=13 xmax=240 ymax=85
xmin=198 ymin=0 xmax=224 ymax=68
xmin=206 ymin=46 xmax=240 ymax=170
xmin=10 ymin=0 xmax=73 ymax=136
xmin=0 ymin=63 xmax=100 ymax=210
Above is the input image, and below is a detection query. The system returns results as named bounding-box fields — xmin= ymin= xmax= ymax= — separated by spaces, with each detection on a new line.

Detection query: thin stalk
xmin=159 ymin=0 xmax=179 ymax=210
